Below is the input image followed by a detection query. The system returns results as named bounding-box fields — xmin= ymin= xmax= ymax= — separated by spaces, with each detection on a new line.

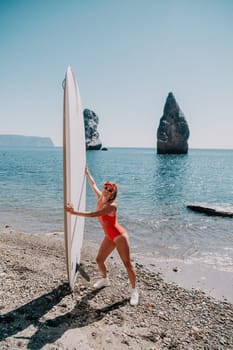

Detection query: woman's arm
xmin=85 ymin=166 xmax=101 ymax=198
xmin=65 ymin=203 xmax=116 ymax=217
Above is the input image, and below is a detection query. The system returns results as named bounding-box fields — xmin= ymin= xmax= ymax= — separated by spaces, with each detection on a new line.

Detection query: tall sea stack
xmin=157 ymin=92 xmax=190 ymax=154
xmin=83 ymin=109 xmax=102 ymax=150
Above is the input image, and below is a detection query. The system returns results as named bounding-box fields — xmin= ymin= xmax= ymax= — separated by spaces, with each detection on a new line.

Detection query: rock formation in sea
xmin=83 ymin=109 xmax=102 ymax=150
xmin=0 ymin=135 xmax=54 ymax=148
xmin=157 ymin=92 xmax=190 ymax=154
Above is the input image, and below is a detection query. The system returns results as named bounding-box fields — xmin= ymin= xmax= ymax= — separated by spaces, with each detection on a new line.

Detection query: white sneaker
xmin=93 ymin=277 xmax=111 ymax=289
xmin=130 ymin=288 xmax=139 ymax=306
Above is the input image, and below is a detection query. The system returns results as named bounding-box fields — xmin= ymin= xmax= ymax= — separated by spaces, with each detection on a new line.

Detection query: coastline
xmin=0 ymin=227 xmax=232 ymax=350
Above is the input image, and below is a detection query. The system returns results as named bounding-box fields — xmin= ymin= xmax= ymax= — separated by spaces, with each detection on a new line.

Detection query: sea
xmin=0 ymin=147 xmax=233 ymax=279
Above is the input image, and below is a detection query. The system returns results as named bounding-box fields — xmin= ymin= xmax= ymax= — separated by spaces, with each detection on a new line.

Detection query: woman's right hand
xmin=65 ymin=203 xmax=74 ymax=213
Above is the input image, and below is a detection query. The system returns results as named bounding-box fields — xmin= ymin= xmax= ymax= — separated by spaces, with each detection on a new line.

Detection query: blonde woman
xmin=65 ymin=166 xmax=139 ymax=306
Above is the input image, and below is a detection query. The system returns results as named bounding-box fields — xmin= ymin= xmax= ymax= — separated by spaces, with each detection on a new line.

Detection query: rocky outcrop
xmin=157 ymin=92 xmax=190 ymax=154
xmin=187 ymin=203 xmax=233 ymax=217
xmin=0 ymin=135 xmax=54 ymax=148
xmin=83 ymin=109 xmax=102 ymax=150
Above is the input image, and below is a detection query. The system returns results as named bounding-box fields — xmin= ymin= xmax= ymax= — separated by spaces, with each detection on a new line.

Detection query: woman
xmin=65 ymin=166 xmax=139 ymax=306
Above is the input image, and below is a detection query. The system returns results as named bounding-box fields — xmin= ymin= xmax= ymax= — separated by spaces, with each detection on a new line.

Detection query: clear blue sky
xmin=1 ymin=0 xmax=233 ymax=148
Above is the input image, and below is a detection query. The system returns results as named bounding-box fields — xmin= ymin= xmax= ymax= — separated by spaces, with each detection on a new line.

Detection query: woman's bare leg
xmin=96 ymin=236 xmax=115 ymax=278
xmin=115 ymin=235 xmax=136 ymax=288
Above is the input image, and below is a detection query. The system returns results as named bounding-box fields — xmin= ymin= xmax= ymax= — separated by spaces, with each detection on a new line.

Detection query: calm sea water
xmin=0 ymin=147 xmax=233 ymax=273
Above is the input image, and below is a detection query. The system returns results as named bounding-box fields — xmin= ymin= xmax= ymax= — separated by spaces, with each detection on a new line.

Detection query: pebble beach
xmin=0 ymin=227 xmax=233 ymax=350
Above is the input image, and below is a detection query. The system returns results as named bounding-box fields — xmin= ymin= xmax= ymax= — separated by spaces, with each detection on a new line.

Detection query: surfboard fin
xmin=76 ymin=263 xmax=90 ymax=282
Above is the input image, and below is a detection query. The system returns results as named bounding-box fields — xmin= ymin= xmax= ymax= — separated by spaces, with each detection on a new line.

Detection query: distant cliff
xmin=0 ymin=135 xmax=54 ymax=148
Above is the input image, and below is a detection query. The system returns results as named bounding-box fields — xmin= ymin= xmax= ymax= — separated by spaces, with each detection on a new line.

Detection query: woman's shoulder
xmin=109 ymin=200 xmax=117 ymax=208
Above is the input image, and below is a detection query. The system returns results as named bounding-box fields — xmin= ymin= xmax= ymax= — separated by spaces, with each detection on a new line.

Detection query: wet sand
xmin=135 ymin=254 xmax=233 ymax=303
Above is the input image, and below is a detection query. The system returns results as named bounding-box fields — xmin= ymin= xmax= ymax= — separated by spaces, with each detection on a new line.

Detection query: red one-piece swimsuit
xmin=98 ymin=213 xmax=126 ymax=242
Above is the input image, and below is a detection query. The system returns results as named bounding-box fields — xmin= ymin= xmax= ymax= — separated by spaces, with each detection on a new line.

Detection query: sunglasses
xmin=104 ymin=185 xmax=113 ymax=193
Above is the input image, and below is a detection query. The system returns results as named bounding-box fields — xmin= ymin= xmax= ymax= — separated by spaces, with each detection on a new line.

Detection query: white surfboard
xmin=63 ymin=67 xmax=86 ymax=291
